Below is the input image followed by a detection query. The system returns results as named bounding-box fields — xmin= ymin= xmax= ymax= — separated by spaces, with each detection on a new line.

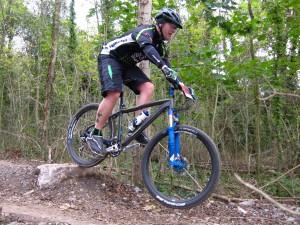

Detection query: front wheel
xmin=142 ymin=125 xmax=220 ymax=209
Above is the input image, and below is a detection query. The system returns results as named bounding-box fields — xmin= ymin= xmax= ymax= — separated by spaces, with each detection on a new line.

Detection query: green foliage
xmin=68 ymin=0 xmax=77 ymax=55
xmin=219 ymin=171 xmax=300 ymax=198
xmin=112 ymin=0 xmax=138 ymax=32
xmin=263 ymin=174 xmax=300 ymax=197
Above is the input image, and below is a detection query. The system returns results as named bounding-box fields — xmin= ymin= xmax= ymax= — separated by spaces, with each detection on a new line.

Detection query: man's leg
xmin=123 ymin=66 xmax=153 ymax=144
xmin=95 ymin=91 xmax=121 ymax=130
xmin=129 ymin=82 xmax=154 ymax=144
xmin=89 ymin=54 xmax=123 ymax=154
xmin=86 ymin=91 xmax=120 ymax=154
xmin=136 ymin=81 xmax=154 ymax=115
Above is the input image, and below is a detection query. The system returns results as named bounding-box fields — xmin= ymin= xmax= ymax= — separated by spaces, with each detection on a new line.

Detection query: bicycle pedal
xmin=106 ymin=144 xmax=120 ymax=153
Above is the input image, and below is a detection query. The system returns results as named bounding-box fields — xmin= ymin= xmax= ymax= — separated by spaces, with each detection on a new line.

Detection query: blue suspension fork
xmin=168 ymin=87 xmax=182 ymax=167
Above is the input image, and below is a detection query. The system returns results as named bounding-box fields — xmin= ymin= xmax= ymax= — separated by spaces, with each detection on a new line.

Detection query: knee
xmin=139 ymin=82 xmax=154 ymax=95
xmin=105 ymin=91 xmax=121 ymax=101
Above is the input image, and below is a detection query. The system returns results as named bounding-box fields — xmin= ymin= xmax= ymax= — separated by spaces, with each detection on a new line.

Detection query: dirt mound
xmin=0 ymin=159 xmax=298 ymax=225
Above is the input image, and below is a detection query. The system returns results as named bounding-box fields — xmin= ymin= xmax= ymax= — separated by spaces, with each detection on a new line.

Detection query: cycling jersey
xmin=101 ymin=24 xmax=168 ymax=68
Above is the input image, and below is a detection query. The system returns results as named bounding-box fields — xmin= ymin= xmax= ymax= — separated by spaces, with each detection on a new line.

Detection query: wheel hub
xmin=169 ymin=156 xmax=188 ymax=173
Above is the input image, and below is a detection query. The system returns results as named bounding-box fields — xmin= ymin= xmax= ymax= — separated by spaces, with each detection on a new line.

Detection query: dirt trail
xmin=0 ymin=159 xmax=299 ymax=225
xmin=2 ymin=202 xmax=101 ymax=225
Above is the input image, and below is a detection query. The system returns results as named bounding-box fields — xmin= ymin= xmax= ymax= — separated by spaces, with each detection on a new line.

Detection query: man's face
xmin=161 ymin=23 xmax=178 ymax=41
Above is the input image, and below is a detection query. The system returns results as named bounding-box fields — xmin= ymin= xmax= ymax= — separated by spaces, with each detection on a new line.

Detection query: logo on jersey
xmin=131 ymin=52 xmax=146 ymax=63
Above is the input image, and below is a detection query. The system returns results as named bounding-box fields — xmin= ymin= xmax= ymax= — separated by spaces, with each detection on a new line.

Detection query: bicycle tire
xmin=66 ymin=103 xmax=113 ymax=167
xmin=142 ymin=125 xmax=220 ymax=209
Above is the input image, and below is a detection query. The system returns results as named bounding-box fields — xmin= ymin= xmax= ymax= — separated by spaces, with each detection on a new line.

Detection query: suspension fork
xmin=168 ymin=88 xmax=181 ymax=161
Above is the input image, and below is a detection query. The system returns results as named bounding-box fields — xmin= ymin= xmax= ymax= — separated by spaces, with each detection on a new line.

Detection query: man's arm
xmin=134 ymin=27 xmax=182 ymax=88
xmin=134 ymin=27 xmax=167 ymax=69
xmin=142 ymin=44 xmax=166 ymax=68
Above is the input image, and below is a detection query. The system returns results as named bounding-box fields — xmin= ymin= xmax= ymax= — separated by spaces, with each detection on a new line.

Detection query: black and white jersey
xmin=101 ymin=25 xmax=168 ymax=68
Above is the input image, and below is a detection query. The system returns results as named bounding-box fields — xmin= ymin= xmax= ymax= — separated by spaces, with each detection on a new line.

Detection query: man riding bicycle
xmin=87 ymin=8 xmax=191 ymax=155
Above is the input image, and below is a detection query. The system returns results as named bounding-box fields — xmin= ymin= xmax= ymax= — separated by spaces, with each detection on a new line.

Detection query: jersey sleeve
xmin=143 ymin=45 xmax=166 ymax=68
xmin=133 ymin=27 xmax=155 ymax=48
xmin=133 ymin=27 xmax=167 ymax=68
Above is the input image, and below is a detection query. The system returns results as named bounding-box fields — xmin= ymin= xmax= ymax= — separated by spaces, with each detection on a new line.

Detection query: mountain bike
xmin=66 ymin=86 xmax=221 ymax=209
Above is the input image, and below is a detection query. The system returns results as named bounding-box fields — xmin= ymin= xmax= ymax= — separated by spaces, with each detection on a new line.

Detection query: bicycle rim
xmin=67 ymin=103 xmax=113 ymax=167
xmin=142 ymin=125 xmax=220 ymax=208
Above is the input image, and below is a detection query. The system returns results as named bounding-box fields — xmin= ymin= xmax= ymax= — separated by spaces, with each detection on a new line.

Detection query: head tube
xmin=169 ymin=86 xmax=175 ymax=97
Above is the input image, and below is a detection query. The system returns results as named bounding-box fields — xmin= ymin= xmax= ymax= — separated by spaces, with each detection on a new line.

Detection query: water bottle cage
xmin=128 ymin=111 xmax=149 ymax=133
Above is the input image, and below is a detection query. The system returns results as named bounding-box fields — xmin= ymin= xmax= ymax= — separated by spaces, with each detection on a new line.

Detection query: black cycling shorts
xmin=98 ymin=55 xmax=151 ymax=97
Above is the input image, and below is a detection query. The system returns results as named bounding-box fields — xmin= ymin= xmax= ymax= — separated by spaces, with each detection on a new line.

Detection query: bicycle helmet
xmin=155 ymin=8 xmax=183 ymax=29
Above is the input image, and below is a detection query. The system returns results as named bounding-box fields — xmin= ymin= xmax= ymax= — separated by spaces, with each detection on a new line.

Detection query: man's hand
xmin=161 ymin=65 xmax=181 ymax=89
xmin=161 ymin=65 xmax=196 ymax=100
xmin=179 ymin=83 xmax=189 ymax=94
xmin=179 ymin=83 xmax=196 ymax=100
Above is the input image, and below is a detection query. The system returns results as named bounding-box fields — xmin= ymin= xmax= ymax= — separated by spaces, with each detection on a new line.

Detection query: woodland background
xmin=0 ymin=0 xmax=299 ymax=198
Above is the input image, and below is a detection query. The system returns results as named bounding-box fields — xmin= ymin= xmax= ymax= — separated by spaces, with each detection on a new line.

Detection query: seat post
xmin=116 ymin=92 xmax=125 ymax=145
xmin=119 ymin=91 xmax=125 ymax=110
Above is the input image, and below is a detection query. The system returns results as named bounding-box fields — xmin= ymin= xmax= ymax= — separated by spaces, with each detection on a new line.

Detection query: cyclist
xmin=87 ymin=8 xmax=191 ymax=155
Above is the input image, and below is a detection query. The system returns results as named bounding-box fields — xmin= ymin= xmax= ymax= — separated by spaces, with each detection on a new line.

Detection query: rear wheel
xmin=142 ymin=125 xmax=220 ymax=209
xmin=66 ymin=103 xmax=113 ymax=167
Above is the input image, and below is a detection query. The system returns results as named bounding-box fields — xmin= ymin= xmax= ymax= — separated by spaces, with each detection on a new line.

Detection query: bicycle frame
xmin=108 ymin=87 xmax=181 ymax=163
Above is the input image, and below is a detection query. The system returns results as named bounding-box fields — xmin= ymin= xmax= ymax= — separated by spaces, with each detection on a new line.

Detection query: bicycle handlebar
xmin=178 ymin=83 xmax=196 ymax=101
xmin=169 ymin=85 xmax=196 ymax=112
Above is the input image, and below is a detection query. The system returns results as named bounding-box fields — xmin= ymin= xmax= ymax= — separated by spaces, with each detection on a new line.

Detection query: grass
xmin=217 ymin=170 xmax=300 ymax=198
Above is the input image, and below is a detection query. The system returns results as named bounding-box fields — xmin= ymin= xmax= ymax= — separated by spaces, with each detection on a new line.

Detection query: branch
xmin=259 ymin=164 xmax=300 ymax=190
xmin=234 ymin=173 xmax=300 ymax=216
xmin=260 ymin=91 xmax=300 ymax=101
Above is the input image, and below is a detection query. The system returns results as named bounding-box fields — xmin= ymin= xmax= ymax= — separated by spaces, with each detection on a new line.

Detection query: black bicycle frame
xmin=108 ymin=96 xmax=173 ymax=149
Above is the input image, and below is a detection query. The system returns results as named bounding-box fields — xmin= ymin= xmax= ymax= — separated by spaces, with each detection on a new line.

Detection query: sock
xmin=93 ymin=128 xmax=102 ymax=136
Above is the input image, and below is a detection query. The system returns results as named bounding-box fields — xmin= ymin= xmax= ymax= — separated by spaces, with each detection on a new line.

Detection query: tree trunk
xmin=272 ymin=3 xmax=287 ymax=171
xmin=132 ymin=0 xmax=152 ymax=186
xmin=42 ymin=0 xmax=61 ymax=162
xmin=68 ymin=0 xmax=77 ymax=74
xmin=94 ymin=0 xmax=101 ymax=35
xmin=99 ymin=0 xmax=114 ymax=41
xmin=247 ymin=0 xmax=261 ymax=175
xmin=137 ymin=0 xmax=152 ymax=78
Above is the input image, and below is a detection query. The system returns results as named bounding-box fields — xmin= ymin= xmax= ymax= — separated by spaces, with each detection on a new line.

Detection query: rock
xmin=36 ymin=163 xmax=73 ymax=189
xmin=239 ymin=199 xmax=255 ymax=207
xmin=7 ymin=222 xmax=18 ymax=225
xmin=237 ymin=206 xmax=247 ymax=214
xmin=23 ymin=189 xmax=35 ymax=196
xmin=287 ymin=217 xmax=296 ymax=223
xmin=68 ymin=196 xmax=76 ymax=202
xmin=134 ymin=186 xmax=142 ymax=193
xmin=36 ymin=163 xmax=98 ymax=189
xmin=143 ymin=204 xmax=156 ymax=211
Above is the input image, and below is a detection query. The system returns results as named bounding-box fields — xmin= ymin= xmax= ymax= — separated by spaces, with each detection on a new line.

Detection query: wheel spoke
xmin=158 ymin=142 xmax=168 ymax=153
xmin=143 ymin=125 xmax=220 ymax=208
xmin=183 ymin=168 xmax=203 ymax=192
xmin=66 ymin=104 xmax=112 ymax=167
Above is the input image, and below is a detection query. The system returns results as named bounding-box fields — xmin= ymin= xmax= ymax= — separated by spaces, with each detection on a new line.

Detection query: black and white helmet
xmin=155 ymin=8 xmax=183 ymax=29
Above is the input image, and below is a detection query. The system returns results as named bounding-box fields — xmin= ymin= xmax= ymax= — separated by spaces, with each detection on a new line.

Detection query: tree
xmin=132 ymin=0 xmax=153 ymax=185
xmin=246 ymin=0 xmax=262 ymax=174
xmin=43 ymin=0 xmax=62 ymax=161
xmin=68 ymin=0 xmax=77 ymax=73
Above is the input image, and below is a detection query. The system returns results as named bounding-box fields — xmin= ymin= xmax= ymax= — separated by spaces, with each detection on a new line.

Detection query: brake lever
xmin=182 ymin=87 xmax=196 ymax=101
xmin=188 ymin=87 xmax=196 ymax=101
